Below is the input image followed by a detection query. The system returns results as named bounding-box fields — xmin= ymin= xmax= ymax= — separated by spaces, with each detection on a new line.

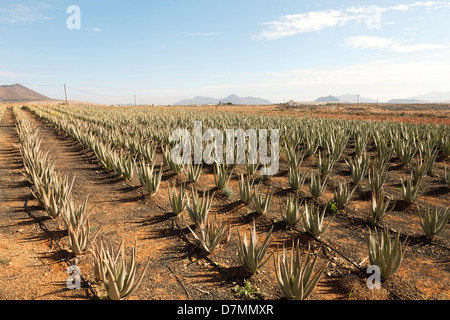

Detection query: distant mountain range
xmin=173 ymin=94 xmax=272 ymax=105
xmin=0 ymin=83 xmax=52 ymax=102
xmin=315 ymin=91 xmax=450 ymax=104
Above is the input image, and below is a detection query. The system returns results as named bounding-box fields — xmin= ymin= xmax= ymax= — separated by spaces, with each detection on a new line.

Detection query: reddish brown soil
xmin=0 ymin=105 xmax=448 ymax=301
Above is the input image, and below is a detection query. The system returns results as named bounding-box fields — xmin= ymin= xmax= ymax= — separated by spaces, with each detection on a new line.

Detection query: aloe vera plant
xmin=418 ymin=203 xmax=449 ymax=241
xmin=185 ymin=162 xmax=202 ymax=183
xmin=236 ymin=220 xmax=273 ymax=274
xmin=288 ymin=166 xmax=307 ymax=191
xmin=368 ymin=190 xmax=395 ymax=226
xmin=238 ymin=174 xmax=254 ymax=205
xmin=188 ymin=215 xmax=230 ymax=254
xmin=67 ymin=220 xmax=100 ymax=256
xmin=282 ymin=194 xmax=303 ymax=226
xmin=332 ymin=180 xmax=356 ymax=210
xmin=317 ymin=151 xmax=336 ymax=179
xmin=309 ymin=171 xmax=328 ymax=199
xmin=90 ymin=240 xmax=150 ymax=300
xmin=136 ymin=160 xmax=163 ymax=196
xmin=168 ymin=182 xmax=187 ymax=216
xmin=274 ymin=241 xmax=327 ymax=300
xmin=187 ymin=188 xmax=215 ymax=227
xmin=401 ymin=173 xmax=425 ymax=204
xmin=368 ymin=164 xmax=388 ymax=195
xmin=251 ymin=183 xmax=274 ymax=215
xmin=367 ymin=228 xmax=407 ymax=280
xmin=302 ymin=201 xmax=335 ymax=238
xmin=63 ymin=196 xmax=89 ymax=229
xmin=345 ymin=152 xmax=370 ymax=185
xmin=213 ymin=161 xmax=234 ymax=190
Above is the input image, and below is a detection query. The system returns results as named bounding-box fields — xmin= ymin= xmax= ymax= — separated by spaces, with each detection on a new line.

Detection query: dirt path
xmin=0 ymin=107 xmax=80 ymax=299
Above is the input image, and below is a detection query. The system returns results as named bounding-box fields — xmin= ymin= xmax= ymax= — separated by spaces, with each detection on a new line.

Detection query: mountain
xmin=0 ymin=83 xmax=52 ymax=102
xmin=315 ymin=95 xmax=339 ymax=102
xmin=386 ymin=99 xmax=424 ymax=104
xmin=335 ymin=94 xmax=378 ymax=103
xmin=173 ymin=94 xmax=272 ymax=106
xmin=409 ymin=91 xmax=450 ymax=103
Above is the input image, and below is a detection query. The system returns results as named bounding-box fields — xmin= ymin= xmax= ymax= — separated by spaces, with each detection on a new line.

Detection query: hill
xmin=0 ymin=83 xmax=52 ymax=102
xmin=336 ymin=94 xmax=378 ymax=103
xmin=409 ymin=91 xmax=450 ymax=103
xmin=315 ymin=95 xmax=339 ymax=102
xmin=386 ymin=99 xmax=424 ymax=104
xmin=173 ymin=94 xmax=272 ymax=105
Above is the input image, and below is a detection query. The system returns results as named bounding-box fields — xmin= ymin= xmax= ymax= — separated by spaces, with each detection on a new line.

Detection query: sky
xmin=1 ymin=0 xmax=450 ymax=105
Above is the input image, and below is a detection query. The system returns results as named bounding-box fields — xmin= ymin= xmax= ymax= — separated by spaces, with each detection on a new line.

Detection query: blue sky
xmin=1 ymin=0 xmax=450 ymax=104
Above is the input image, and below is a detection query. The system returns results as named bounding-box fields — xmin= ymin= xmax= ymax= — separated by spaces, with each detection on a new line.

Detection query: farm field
xmin=0 ymin=103 xmax=449 ymax=301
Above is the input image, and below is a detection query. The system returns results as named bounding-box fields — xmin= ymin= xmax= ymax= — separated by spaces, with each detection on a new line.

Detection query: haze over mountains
xmin=315 ymin=92 xmax=450 ymax=104
xmin=1 ymin=83 xmax=450 ymax=105
xmin=172 ymin=94 xmax=272 ymax=105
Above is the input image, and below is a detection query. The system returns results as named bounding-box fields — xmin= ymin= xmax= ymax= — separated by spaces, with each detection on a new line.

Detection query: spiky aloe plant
xmin=188 ymin=215 xmax=230 ymax=254
xmin=367 ymin=228 xmax=407 ymax=280
xmin=238 ymin=174 xmax=254 ymax=205
xmin=345 ymin=152 xmax=370 ymax=185
xmin=138 ymin=142 xmax=156 ymax=163
xmin=309 ymin=171 xmax=328 ymax=199
xmin=284 ymin=140 xmax=304 ymax=168
xmin=236 ymin=220 xmax=273 ymax=274
xmin=274 ymin=241 xmax=327 ymax=300
xmin=62 ymin=196 xmax=89 ymax=229
xmin=368 ymin=190 xmax=395 ymax=226
xmin=282 ymin=194 xmax=303 ymax=226
xmin=332 ymin=180 xmax=356 ymax=210
xmin=67 ymin=220 xmax=100 ymax=256
xmin=393 ymin=137 xmax=418 ymax=166
xmin=90 ymin=240 xmax=150 ymax=300
xmin=368 ymin=165 xmax=388 ymax=195
xmin=136 ymin=160 xmax=163 ymax=196
xmin=418 ymin=203 xmax=450 ymax=241
xmin=113 ymin=152 xmax=134 ymax=180
xmin=288 ymin=166 xmax=307 ymax=191
xmin=401 ymin=173 xmax=425 ymax=204
xmin=444 ymin=163 xmax=450 ymax=187
xmin=302 ymin=201 xmax=335 ymax=238
xmin=251 ymin=183 xmax=274 ymax=215
xmin=168 ymin=182 xmax=187 ymax=216
xmin=186 ymin=188 xmax=215 ymax=227
xmin=185 ymin=162 xmax=202 ymax=183
xmin=317 ymin=152 xmax=336 ymax=179
xmin=163 ymin=145 xmax=184 ymax=175
xmin=213 ymin=161 xmax=234 ymax=191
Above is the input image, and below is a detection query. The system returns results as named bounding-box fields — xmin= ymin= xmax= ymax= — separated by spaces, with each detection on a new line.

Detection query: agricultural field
xmin=0 ymin=103 xmax=449 ymax=301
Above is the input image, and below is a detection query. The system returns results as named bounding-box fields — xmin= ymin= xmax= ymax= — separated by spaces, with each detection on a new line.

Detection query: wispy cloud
xmin=346 ymin=36 xmax=450 ymax=53
xmin=85 ymin=27 xmax=103 ymax=32
xmin=254 ymin=1 xmax=450 ymax=40
xmin=0 ymin=2 xmax=52 ymax=24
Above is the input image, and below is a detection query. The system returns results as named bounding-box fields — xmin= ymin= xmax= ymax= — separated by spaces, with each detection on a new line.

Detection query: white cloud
xmin=254 ymin=2 xmax=450 ymax=40
xmin=346 ymin=36 xmax=450 ymax=52
xmin=85 ymin=28 xmax=103 ymax=32
xmin=0 ymin=3 xmax=51 ymax=24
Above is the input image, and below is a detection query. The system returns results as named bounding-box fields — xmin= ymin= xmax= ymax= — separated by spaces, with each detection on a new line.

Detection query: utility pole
xmin=64 ymin=84 xmax=68 ymax=105
xmin=356 ymin=94 xmax=360 ymax=104
xmin=134 ymin=95 xmax=137 ymax=106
